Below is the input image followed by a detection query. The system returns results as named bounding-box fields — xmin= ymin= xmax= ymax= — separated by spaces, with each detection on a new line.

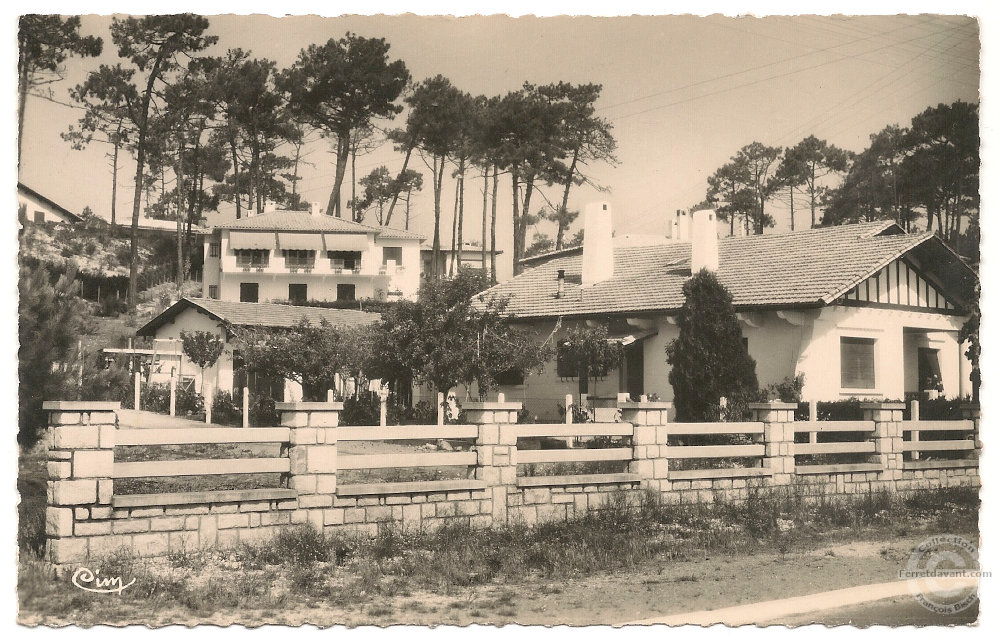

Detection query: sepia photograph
xmin=11 ymin=2 xmax=986 ymax=629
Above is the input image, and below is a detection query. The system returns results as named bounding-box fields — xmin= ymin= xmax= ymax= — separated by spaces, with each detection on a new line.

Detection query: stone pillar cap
xmin=619 ymin=401 xmax=673 ymax=410
xmin=274 ymin=402 xmax=345 ymax=411
xmin=859 ymin=402 xmax=906 ymax=410
xmin=462 ymin=401 xmax=523 ymax=410
xmin=747 ymin=402 xmax=798 ymax=410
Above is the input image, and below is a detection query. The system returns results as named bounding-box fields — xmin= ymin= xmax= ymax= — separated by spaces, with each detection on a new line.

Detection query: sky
xmin=14 ymin=8 xmax=981 ymax=281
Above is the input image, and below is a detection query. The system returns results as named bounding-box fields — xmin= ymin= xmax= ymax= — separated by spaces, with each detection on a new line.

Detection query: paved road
xmin=622 ymin=578 xmax=980 ymax=626
xmin=766 ymin=595 xmax=979 ymax=627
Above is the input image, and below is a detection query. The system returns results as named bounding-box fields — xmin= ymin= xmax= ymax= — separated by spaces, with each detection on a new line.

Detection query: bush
xmin=903 ymin=394 xmax=965 ymax=421
xmin=666 ymin=269 xmax=759 ymax=421
xmin=211 ymin=390 xmax=279 ymax=427
xmin=211 ymin=390 xmax=241 ymax=425
xmin=80 ymin=362 xmax=133 ymax=407
xmin=765 ymin=373 xmax=805 ymax=403
xmin=96 ymin=295 xmax=128 ymax=318
xmin=140 ymin=382 xmax=203 ymax=416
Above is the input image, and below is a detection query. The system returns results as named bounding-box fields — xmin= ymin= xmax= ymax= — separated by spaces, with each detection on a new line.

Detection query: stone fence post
xmin=620 ymin=402 xmax=673 ymax=489
xmin=960 ymin=403 xmax=982 ymax=457
xmin=276 ymin=402 xmax=342 ymax=531
xmin=862 ymin=402 xmax=905 ymax=481
xmin=750 ymin=402 xmax=797 ymax=485
xmin=43 ymin=401 xmax=120 ymax=564
xmin=465 ymin=401 xmax=522 ymax=524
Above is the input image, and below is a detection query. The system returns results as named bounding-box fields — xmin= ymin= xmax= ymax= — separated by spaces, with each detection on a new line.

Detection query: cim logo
xmin=71 ymin=567 xmax=136 ymax=595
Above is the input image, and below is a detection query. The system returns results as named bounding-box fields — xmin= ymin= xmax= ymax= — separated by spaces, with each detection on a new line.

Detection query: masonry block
xmin=344 ymin=507 xmax=365 ymax=523
xmin=74 ymin=507 xmax=89 ymax=520
xmin=46 ymin=507 xmax=74 ymax=537
xmin=524 ymin=488 xmax=551 ymax=505
xmin=48 ymin=537 xmax=89 ymax=564
xmin=324 ymin=508 xmax=346 ymax=525
xmin=132 ymin=533 xmax=170 ymax=557
xmin=51 ymin=426 xmax=100 ymax=449
xmin=75 ymin=521 xmax=112 ymax=536
xmin=166 ymin=504 xmax=209 ymax=516
xmin=289 ymin=427 xmax=317 ymax=445
xmin=51 ymin=479 xmax=97 ymax=505
xmin=49 ymin=412 xmax=82 ymax=426
xmin=297 ymin=494 xmax=333 ymax=508
xmin=217 ymin=513 xmax=250 ymax=529
xmin=129 ymin=507 xmax=164 ymax=518
xmin=47 ymin=461 xmax=71 ymax=480
xmin=290 ymin=474 xmax=317 ymax=493
xmin=239 ymin=501 xmax=271 ymax=513
xmin=291 ymin=509 xmax=309 ymax=524
xmin=281 ymin=412 xmax=310 ymax=428
xmin=199 ymin=516 xmax=225 ymax=549
xmin=316 ymin=475 xmax=338 ymax=494
xmin=288 ymin=446 xmax=308 ymax=475
xmin=307 ymin=445 xmax=338 ymax=473
xmin=150 ymin=516 xmax=186 ymax=532
xmin=97 ymin=479 xmax=113 ymax=505
xmin=478 ymin=424 xmax=499 ymax=446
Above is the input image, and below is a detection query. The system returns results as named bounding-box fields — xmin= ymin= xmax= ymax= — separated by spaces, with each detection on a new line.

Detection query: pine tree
xmin=666 ymin=269 xmax=758 ymax=421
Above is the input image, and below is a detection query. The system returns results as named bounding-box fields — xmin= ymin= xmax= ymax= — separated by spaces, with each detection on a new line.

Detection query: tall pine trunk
xmin=384 ymin=145 xmax=412 ymax=227
xmin=490 ymin=166 xmax=498 ymax=284
xmin=456 ymin=159 xmax=466 ymax=276
xmin=449 ymin=179 xmax=459 ymax=276
xmin=327 ymin=131 xmax=350 ymax=217
xmin=481 ymin=166 xmax=488 ymax=277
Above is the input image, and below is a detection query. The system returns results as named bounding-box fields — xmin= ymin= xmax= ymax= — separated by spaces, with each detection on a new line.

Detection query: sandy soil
xmin=20 ymin=532 xmax=976 ymax=627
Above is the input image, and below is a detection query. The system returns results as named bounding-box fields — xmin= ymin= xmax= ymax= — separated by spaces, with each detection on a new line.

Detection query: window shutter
xmin=840 ymin=337 xmax=876 ymax=389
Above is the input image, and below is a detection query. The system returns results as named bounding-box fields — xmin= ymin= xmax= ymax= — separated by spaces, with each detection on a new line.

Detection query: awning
xmin=608 ymin=328 xmax=657 ymax=346
xmin=277 ymin=232 xmax=324 ymax=251
xmin=323 ymin=233 xmax=369 ymax=252
xmin=229 ymin=231 xmax=276 ymax=250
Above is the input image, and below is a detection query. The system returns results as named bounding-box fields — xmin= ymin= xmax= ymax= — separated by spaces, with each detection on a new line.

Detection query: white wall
xmin=19 ymin=192 xmax=76 ymax=224
xmin=488 ymin=305 xmax=971 ymax=418
xmin=151 ymin=307 xmax=234 ymax=395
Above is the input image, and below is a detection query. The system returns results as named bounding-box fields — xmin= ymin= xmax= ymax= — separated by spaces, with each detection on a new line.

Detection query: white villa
xmin=135 ymin=298 xmax=381 ymax=401
xmin=202 ymin=203 xmax=425 ymax=304
xmin=477 ymin=203 xmax=977 ymax=420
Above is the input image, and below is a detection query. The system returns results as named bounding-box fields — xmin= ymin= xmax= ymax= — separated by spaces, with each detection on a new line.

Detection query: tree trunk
xmin=111 ymin=139 xmax=120 ymax=226
xmin=456 ymin=159 xmax=466 ymax=276
xmin=327 ymin=131 xmax=350 ymax=217
xmin=230 ymin=139 xmax=241 ymax=219
xmin=176 ymin=137 xmax=186 ymax=294
xmin=17 ymin=66 xmax=28 ymax=164
xmin=481 ymin=166 xmax=489 ymax=276
xmin=431 ymin=155 xmax=444 ymax=279
xmin=384 ymin=145 xmax=412 ymax=227
xmin=490 ymin=165 xmax=498 ymax=284
xmin=789 ymin=184 xmax=795 ymax=231
xmin=511 ymin=169 xmax=521 ymax=275
xmin=449 ymin=178 xmax=459 ymax=277
xmin=557 ymin=147 xmax=580 ymax=249
xmin=350 ymin=139 xmax=358 ymax=222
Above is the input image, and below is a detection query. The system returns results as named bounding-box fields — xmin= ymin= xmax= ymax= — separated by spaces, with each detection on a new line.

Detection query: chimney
xmin=582 ymin=202 xmax=614 ymax=287
xmin=311 ymin=202 xmax=322 ymax=217
xmin=690 ymin=209 xmax=719 ymax=273
xmin=676 ymin=209 xmax=691 ymax=241
xmin=556 ymin=269 xmax=565 ymax=298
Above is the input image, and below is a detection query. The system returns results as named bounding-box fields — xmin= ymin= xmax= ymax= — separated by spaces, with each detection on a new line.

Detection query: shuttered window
xmin=841 ymin=337 xmax=876 ymax=389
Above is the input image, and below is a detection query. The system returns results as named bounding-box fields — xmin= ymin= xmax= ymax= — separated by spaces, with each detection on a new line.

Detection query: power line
xmin=595 ymin=16 xmax=940 ymax=116
xmin=611 ymin=21 xmax=977 ymax=123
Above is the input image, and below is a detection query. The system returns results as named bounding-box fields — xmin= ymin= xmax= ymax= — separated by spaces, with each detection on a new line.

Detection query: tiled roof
xmin=137 ymin=298 xmax=380 ymax=336
xmin=213 ymin=210 xmax=426 ymax=241
xmin=478 ymin=221 xmax=953 ymax=319
xmin=215 ymin=211 xmax=374 ymax=234
xmin=374 ymin=226 xmax=425 ymax=240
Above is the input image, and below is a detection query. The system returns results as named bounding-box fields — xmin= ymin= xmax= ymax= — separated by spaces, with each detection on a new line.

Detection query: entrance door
xmin=624 ymin=342 xmax=644 ymax=401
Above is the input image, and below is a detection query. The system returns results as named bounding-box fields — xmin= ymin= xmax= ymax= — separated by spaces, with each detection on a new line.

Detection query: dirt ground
xmin=19 ymin=532 xmax=978 ymax=627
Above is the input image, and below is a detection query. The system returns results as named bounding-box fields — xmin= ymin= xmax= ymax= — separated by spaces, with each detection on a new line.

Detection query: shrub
xmin=211 ymin=390 xmax=241 ymax=425
xmin=765 ymin=373 xmax=805 ymax=403
xmin=248 ymin=393 xmax=279 ymax=426
xmin=139 ymin=382 xmax=203 ymax=416
xmin=903 ymin=394 xmax=964 ymax=421
xmin=18 ymin=264 xmax=86 ymax=446
xmin=666 ymin=269 xmax=759 ymax=421
xmin=80 ymin=362 xmax=133 ymax=407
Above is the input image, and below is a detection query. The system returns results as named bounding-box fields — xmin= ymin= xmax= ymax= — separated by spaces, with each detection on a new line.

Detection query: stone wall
xmin=41 ymin=399 xmax=980 ymax=565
